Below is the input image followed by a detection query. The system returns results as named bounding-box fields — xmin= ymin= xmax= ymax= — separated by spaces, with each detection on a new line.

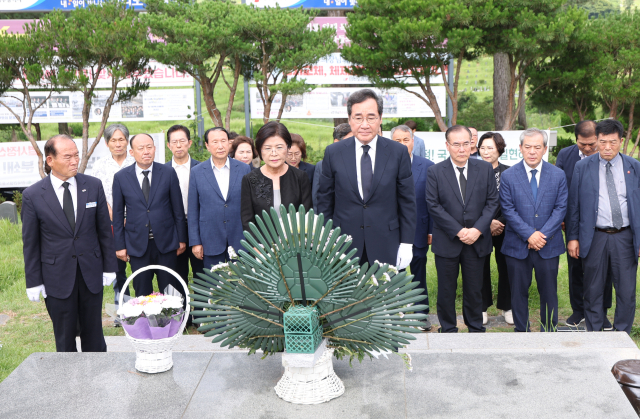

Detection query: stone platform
xmin=1 ymin=333 xmax=639 ymax=418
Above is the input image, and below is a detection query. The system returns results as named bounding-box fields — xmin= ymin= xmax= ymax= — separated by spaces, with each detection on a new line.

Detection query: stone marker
xmin=0 ymin=201 xmax=18 ymax=224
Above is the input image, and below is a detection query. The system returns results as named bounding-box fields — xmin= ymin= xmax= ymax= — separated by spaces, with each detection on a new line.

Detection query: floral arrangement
xmin=117 ymin=292 xmax=184 ymax=340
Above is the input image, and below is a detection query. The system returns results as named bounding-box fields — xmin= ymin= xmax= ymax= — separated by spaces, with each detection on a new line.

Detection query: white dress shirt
xmin=135 ymin=162 xmax=153 ymax=189
xmin=524 ymin=160 xmax=542 ymax=185
xmin=91 ymin=154 xmax=135 ymax=207
xmin=50 ymin=174 xmax=77 ymax=219
xmin=355 ymin=135 xmax=378 ymax=200
xmin=578 ymin=149 xmax=585 ymax=160
xmin=172 ymin=156 xmax=191 ymax=216
xmin=450 ymin=158 xmax=469 ymax=201
xmin=211 ymin=157 xmax=231 ymax=201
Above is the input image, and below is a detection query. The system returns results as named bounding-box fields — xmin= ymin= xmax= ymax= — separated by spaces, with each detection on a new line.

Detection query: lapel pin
xmin=82 ymin=189 xmax=87 ymax=192
xmin=628 ymin=171 xmax=631 ymax=174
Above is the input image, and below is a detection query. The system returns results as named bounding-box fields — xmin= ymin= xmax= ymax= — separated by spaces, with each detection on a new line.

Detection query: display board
xmin=0 ymin=133 xmax=165 ymax=188
xmin=251 ymin=0 xmax=356 ymax=9
xmin=0 ymin=89 xmax=194 ymax=124
xmin=382 ymin=130 xmax=552 ymax=164
xmin=0 ymin=0 xmax=145 ymax=12
xmin=250 ymin=86 xmax=446 ymax=119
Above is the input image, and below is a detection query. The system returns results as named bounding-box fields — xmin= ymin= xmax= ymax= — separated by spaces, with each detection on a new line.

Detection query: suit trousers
xmin=482 ymin=232 xmax=511 ymax=312
xmin=113 ymin=258 xmax=129 ymax=308
xmin=582 ymin=229 xmax=637 ymax=334
xmin=129 ymin=239 xmax=181 ymax=299
xmin=506 ymin=251 xmax=559 ymax=332
xmin=567 ymin=250 xmax=613 ymax=317
xmin=435 ymin=245 xmax=485 ymax=333
xmin=176 ymin=220 xmax=205 ymax=282
xmin=45 ymin=263 xmax=106 ymax=352
xmin=409 ymin=245 xmax=429 ymax=314
xmin=203 ymin=242 xmax=230 ymax=271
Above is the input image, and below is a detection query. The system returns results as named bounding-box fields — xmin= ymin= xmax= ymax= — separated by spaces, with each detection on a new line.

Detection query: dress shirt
xmin=50 ymin=174 xmax=77 ymax=220
xmin=211 ymin=157 xmax=231 ymax=201
xmin=579 ymin=149 xmax=585 ymax=160
xmin=355 ymin=135 xmax=378 ymax=199
xmin=469 ymin=151 xmax=483 ymax=160
xmin=91 ymin=154 xmax=135 ymax=207
xmin=524 ymin=160 xmax=542 ymax=185
xmin=596 ymin=153 xmax=629 ymax=228
xmin=135 ymin=162 xmax=153 ymax=189
xmin=450 ymin=158 xmax=469 ymax=200
xmin=172 ymin=156 xmax=191 ymax=216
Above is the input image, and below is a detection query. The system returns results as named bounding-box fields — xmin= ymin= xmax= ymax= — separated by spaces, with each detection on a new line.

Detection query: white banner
xmin=11 ymin=61 xmax=194 ymax=89
xmin=0 ymin=133 xmax=165 ymax=188
xmin=382 ymin=130 xmax=551 ymax=164
xmin=279 ymin=53 xmax=445 ymax=85
xmin=251 ymin=86 xmax=446 ymax=119
xmin=0 ymin=88 xmax=194 ymax=124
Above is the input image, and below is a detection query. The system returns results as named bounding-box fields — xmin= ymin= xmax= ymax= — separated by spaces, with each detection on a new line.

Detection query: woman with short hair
xmin=230 ymin=136 xmax=260 ymax=168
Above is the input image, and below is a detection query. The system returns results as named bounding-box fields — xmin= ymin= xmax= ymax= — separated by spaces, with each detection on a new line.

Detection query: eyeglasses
xmin=287 ymin=152 xmax=301 ymax=158
xmin=169 ymin=139 xmax=189 ymax=146
xmin=263 ymin=146 xmax=287 ymax=154
xmin=351 ymin=115 xmax=379 ymax=125
xmin=448 ymin=141 xmax=471 ymax=149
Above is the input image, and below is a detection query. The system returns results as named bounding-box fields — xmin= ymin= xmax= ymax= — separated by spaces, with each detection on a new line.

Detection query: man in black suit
xmin=317 ymin=89 xmax=416 ymax=269
xmin=556 ymin=120 xmax=612 ymax=328
xmin=426 ymin=125 xmax=499 ymax=333
xmin=165 ymin=125 xmax=203 ymax=292
xmin=22 ymin=135 xmax=117 ymax=352
xmin=112 ymin=133 xmax=187 ymax=299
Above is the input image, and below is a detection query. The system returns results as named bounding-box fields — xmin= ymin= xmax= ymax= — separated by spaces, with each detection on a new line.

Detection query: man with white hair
xmin=499 ymin=128 xmax=568 ymax=332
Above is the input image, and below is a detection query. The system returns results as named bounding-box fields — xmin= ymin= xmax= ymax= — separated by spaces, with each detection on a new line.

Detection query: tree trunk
xmin=58 ymin=122 xmax=71 ymax=136
xmin=624 ymin=102 xmax=635 ymax=155
xmin=493 ymin=53 xmax=511 ymax=131
xmin=630 ymin=124 xmax=640 ymax=157
xmin=10 ymin=128 xmax=18 ymax=142
xmin=201 ymin=80 xmax=223 ymax=127
xmin=224 ymin=56 xmax=242 ymax=131
xmin=517 ymin=74 xmax=527 ymax=129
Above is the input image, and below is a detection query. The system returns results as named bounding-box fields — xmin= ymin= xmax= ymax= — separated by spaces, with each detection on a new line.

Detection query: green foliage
xmin=455 ymin=93 xmax=495 ymax=131
xmin=11 ymin=191 xmax=22 ymax=216
xmin=239 ymin=6 xmax=336 ymax=123
xmin=189 ymin=205 xmax=427 ymax=357
xmin=342 ymin=0 xmax=492 ymax=131
xmin=381 ymin=118 xmax=434 ymax=132
xmin=552 ymin=136 xmax=576 ymax=157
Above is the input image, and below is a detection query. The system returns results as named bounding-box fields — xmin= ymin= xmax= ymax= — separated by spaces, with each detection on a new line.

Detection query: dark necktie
xmin=142 ymin=170 xmax=150 ymax=203
xmin=62 ymin=181 xmax=75 ymax=232
xmin=606 ymin=162 xmax=623 ymax=229
xmin=457 ymin=167 xmax=466 ymax=204
xmin=361 ymin=145 xmax=373 ymax=201
xmin=530 ymin=169 xmax=538 ymax=202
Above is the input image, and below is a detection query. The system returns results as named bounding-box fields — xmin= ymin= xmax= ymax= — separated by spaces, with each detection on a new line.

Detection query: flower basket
xmin=118 ymin=265 xmax=190 ymax=374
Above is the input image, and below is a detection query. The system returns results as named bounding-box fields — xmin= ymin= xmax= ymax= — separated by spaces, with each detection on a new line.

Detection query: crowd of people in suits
xmin=21 ymin=88 xmax=640 ymax=353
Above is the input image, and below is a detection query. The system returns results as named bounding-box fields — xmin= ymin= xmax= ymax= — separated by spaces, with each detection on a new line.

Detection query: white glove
xmin=103 ymin=272 xmax=116 ymax=287
xmin=26 ymin=285 xmax=47 ymax=302
xmin=396 ymin=243 xmax=413 ymax=270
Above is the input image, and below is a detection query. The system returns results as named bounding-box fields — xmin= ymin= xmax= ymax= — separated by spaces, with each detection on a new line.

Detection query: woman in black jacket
xmin=286 ymin=133 xmax=316 ymax=199
xmin=241 ymin=121 xmax=312 ymax=232
xmin=478 ymin=132 xmax=513 ymax=326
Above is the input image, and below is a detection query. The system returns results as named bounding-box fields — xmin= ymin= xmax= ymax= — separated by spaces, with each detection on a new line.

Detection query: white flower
xmin=369 ymin=349 xmax=392 ymax=359
xmin=371 ymin=277 xmax=378 ymax=286
xmin=161 ymin=296 xmax=182 ymax=309
xmin=383 ymin=273 xmax=391 ymax=282
xmin=398 ymin=312 xmax=405 ymax=318
xmin=117 ymin=303 xmax=143 ymax=318
xmin=227 ymin=246 xmax=238 ymax=259
xmin=143 ymin=302 xmax=162 ymax=316
xmin=345 ymin=235 xmax=353 ymax=242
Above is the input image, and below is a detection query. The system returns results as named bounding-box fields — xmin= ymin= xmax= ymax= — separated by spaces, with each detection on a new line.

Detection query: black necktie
xmin=361 ymin=145 xmax=373 ymax=201
xmin=142 ymin=170 xmax=150 ymax=203
xmin=457 ymin=167 xmax=466 ymax=204
xmin=62 ymin=181 xmax=75 ymax=232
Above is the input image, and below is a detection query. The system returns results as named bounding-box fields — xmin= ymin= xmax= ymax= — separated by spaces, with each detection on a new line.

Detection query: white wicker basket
xmin=275 ymin=347 xmax=345 ymax=404
xmin=118 ymin=264 xmax=190 ymax=374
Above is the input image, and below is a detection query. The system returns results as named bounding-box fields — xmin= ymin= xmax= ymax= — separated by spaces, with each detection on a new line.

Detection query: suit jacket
xmin=567 ymin=153 xmax=640 ymax=259
xmin=413 ymin=135 xmax=426 ymax=158
xmin=241 ymin=166 xmax=312 ymax=232
xmin=189 ymin=158 xmax=252 ymax=256
xmin=21 ymin=173 xmax=118 ymax=299
xmin=494 ymin=162 xmax=510 ymax=224
xmin=500 ymin=160 xmax=567 ymax=260
xmin=413 ymin=155 xmax=434 ymax=249
xmin=555 ymin=144 xmax=580 ymax=190
xmin=112 ymin=162 xmax=187 ymax=257
xmin=312 ymin=160 xmax=323 ymax=213
xmin=317 ymin=136 xmax=416 ymax=265
xmin=426 ymin=158 xmax=499 ymax=258
xmin=298 ymin=161 xmax=316 ymax=190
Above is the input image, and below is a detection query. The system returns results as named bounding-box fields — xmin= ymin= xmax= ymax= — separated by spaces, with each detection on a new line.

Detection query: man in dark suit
xmin=556 ymin=120 xmax=612 ymax=328
xmin=112 ymin=133 xmax=187 ymax=299
xmin=189 ymin=127 xmax=252 ymax=269
xmin=22 ymin=135 xmax=117 ymax=352
xmin=317 ymin=89 xmax=416 ymax=268
xmin=426 ymin=125 xmax=499 ymax=333
xmin=567 ymin=119 xmax=640 ymax=334
xmin=312 ymin=123 xmax=352 ymax=213
xmin=500 ymin=128 xmax=568 ymax=332
xmin=165 ymin=125 xmax=204 ymax=290
xmin=391 ymin=124 xmax=434 ymax=329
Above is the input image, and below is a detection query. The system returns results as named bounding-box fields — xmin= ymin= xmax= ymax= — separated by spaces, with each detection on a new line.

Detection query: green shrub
xmin=12 ymin=191 xmax=22 ymax=216
xmin=552 ymin=136 xmax=575 ymax=158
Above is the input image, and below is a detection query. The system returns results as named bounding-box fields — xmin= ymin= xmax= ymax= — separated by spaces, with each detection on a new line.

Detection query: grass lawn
xmin=3 ymin=218 xmax=640 ymax=383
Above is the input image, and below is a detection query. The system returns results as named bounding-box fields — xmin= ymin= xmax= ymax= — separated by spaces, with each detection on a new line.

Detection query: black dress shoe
xmin=564 ymin=313 xmax=584 ymax=327
xmin=603 ymin=317 xmax=614 ymax=331
xmin=418 ymin=318 xmax=432 ymax=331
